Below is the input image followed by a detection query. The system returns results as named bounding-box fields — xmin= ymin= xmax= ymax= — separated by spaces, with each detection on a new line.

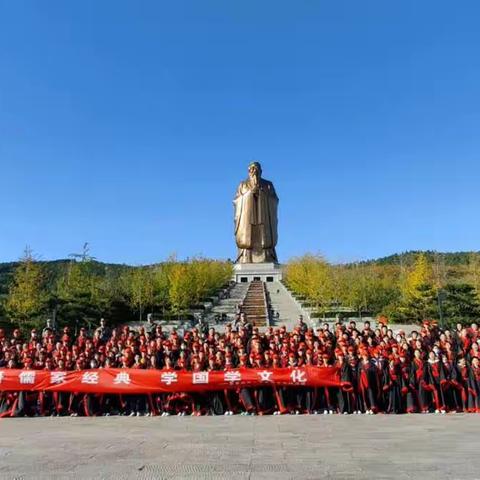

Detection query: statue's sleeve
xmin=266 ymin=181 xmax=278 ymax=246
xmin=233 ymin=182 xmax=244 ymax=234
xmin=267 ymin=181 xmax=279 ymax=201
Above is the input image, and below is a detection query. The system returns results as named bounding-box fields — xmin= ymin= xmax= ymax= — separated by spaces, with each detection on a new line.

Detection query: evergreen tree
xmin=441 ymin=283 xmax=480 ymax=325
xmin=56 ymin=246 xmax=111 ymax=328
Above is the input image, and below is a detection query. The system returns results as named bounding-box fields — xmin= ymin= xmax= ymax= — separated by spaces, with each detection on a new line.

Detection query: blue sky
xmin=1 ymin=1 xmax=479 ymax=265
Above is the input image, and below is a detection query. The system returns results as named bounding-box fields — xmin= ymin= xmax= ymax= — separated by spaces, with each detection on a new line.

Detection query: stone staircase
xmin=265 ymin=281 xmax=306 ymax=329
xmin=241 ymin=280 xmax=269 ymax=326
xmin=205 ymin=283 xmax=249 ymax=324
xmin=204 ymin=280 xmax=308 ymax=330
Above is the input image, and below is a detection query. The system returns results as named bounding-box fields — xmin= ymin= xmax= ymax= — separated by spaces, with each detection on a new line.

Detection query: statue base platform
xmin=233 ymin=263 xmax=283 ymax=283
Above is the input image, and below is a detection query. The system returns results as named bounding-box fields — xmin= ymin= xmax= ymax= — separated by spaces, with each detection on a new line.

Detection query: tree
xmin=397 ymin=253 xmax=436 ymax=323
xmin=153 ymin=262 xmax=173 ymax=315
xmin=5 ymin=247 xmax=47 ymax=328
xmin=402 ymin=253 xmax=432 ymax=298
xmin=56 ymin=247 xmax=111 ymax=328
xmin=467 ymin=253 xmax=480 ymax=300
xmin=165 ymin=259 xmax=232 ymax=315
xmin=188 ymin=258 xmax=232 ymax=305
xmin=284 ymin=255 xmax=334 ymax=315
xmin=339 ymin=264 xmax=400 ymax=317
xmin=441 ymin=283 xmax=480 ymax=325
xmin=121 ymin=267 xmax=155 ymax=321
xmin=168 ymin=263 xmax=194 ymax=314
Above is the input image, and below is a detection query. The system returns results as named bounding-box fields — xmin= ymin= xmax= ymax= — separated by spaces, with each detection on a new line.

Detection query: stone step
xmin=265 ymin=281 xmax=306 ymax=329
xmin=240 ymin=280 xmax=269 ymax=327
xmin=204 ymin=283 xmax=250 ymax=324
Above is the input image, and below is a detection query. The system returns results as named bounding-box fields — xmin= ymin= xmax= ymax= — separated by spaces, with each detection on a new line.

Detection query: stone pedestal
xmin=233 ymin=263 xmax=283 ymax=283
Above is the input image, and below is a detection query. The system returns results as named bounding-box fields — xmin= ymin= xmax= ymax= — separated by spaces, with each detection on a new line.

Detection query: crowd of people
xmin=1 ymin=315 xmax=480 ymax=417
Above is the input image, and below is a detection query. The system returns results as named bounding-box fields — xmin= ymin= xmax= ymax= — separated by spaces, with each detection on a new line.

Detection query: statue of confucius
xmin=233 ymin=162 xmax=279 ymax=264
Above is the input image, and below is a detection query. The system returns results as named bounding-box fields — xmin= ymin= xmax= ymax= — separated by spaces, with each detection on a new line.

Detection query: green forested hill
xmin=0 ymin=259 xmax=130 ymax=295
xmin=364 ymin=251 xmax=479 ymax=267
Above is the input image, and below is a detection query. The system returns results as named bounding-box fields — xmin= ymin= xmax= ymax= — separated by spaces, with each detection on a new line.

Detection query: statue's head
xmin=248 ymin=161 xmax=262 ymax=182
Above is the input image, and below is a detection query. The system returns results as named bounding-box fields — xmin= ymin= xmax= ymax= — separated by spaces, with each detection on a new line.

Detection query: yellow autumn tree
xmin=6 ymin=247 xmax=47 ymax=327
xmin=284 ymin=255 xmax=333 ymax=313
xmin=168 ymin=259 xmax=232 ymax=313
xmin=168 ymin=263 xmax=194 ymax=314
xmin=467 ymin=253 xmax=480 ymax=300
xmin=402 ymin=253 xmax=433 ymax=299
xmin=398 ymin=253 xmax=436 ymax=322
xmin=121 ymin=267 xmax=155 ymax=321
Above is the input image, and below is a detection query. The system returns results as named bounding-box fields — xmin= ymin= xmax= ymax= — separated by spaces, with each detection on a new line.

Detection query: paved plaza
xmin=0 ymin=415 xmax=479 ymax=480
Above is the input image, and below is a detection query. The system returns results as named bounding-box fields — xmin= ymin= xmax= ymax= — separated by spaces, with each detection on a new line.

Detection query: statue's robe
xmin=234 ymin=178 xmax=278 ymax=263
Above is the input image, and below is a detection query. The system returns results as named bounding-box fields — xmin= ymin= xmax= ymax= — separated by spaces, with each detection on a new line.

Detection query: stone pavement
xmin=1 ymin=415 xmax=479 ymax=480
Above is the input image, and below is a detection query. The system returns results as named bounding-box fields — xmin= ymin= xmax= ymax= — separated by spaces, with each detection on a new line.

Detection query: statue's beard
xmin=249 ymin=173 xmax=260 ymax=186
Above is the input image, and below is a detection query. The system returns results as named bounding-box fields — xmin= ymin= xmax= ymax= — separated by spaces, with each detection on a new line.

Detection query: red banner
xmin=0 ymin=367 xmax=347 ymax=394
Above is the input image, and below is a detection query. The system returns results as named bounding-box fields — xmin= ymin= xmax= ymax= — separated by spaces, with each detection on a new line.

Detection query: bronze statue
xmin=234 ymin=162 xmax=278 ymax=263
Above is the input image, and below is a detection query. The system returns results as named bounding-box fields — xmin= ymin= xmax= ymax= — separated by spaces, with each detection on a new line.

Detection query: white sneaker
xmin=435 ymin=409 xmax=440 ymax=414
xmin=323 ymin=410 xmax=328 ymax=415
xmin=329 ymin=410 xmax=334 ymax=415
xmin=129 ymin=412 xmax=135 ymax=417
